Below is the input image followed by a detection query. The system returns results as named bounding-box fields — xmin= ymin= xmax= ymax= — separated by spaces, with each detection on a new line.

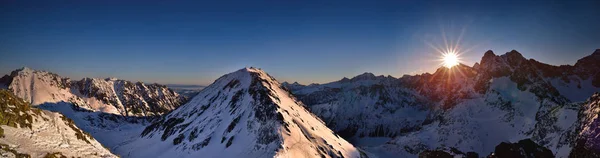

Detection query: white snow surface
xmin=0 ymin=92 xmax=116 ymax=157
xmin=2 ymin=67 xmax=183 ymax=117
xmin=285 ymin=50 xmax=600 ymax=158
xmin=37 ymin=101 xmax=151 ymax=152
xmin=115 ymin=68 xmax=362 ymax=158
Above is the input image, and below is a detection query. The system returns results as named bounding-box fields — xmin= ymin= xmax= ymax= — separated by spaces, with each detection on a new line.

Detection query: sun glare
xmin=442 ymin=51 xmax=459 ymax=68
xmin=424 ymin=26 xmax=476 ymax=70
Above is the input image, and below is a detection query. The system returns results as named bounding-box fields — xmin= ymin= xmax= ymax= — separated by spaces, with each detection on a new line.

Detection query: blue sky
xmin=1 ymin=0 xmax=599 ymax=85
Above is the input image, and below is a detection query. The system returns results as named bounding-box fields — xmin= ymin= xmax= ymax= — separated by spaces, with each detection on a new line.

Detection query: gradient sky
xmin=1 ymin=0 xmax=599 ymax=85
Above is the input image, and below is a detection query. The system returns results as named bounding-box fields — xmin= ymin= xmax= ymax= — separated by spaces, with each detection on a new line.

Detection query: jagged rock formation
xmin=568 ymin=92 xmax=600 ymax=158
xmin=285 ymin=49 xmax=600 ymax=157
xmin=487 ymin=139 xmax=554 ymax=158
xmin=0 ymin=89 xmax=116 ymax=157
xmin=0 ymin=67 xmax=185 ymax=117
xmin=0 ymin=68 xmax=186 ymax=156
xmin=283 ymin=73 xmax=430 ymax=138
xmin=116 ymin=68 xmax=362 ymax=158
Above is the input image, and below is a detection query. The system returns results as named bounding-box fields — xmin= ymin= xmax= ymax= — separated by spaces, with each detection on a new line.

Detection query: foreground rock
xmin=0 ymin=90 xmax=116 ymax=157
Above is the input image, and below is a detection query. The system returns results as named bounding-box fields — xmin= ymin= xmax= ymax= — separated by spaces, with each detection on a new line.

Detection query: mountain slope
xmin=286 ymin=49 xmax=600 ymax=157
xmin=0 ymin=67 xmax=185 ymax=117
xmin=0 ymin=90 xmax=116 ymax=157
xmin=284 ymin=73 xmax=431 ymax=139
xmin=116 ymin=67 xmax=362 ymax=158
xmin=0 ymin=67 xmax=186 ymax=156
xmin=569 ymin=92 xmax=600 ymax=157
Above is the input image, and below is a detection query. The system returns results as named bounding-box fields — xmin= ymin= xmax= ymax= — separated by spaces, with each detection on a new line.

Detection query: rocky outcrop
xmin=488 ymin=139 xmax=554 ymax=158
xmin=568 ymin=93 xmax=600 ymax=158
xmin=0 ymin=67 xmax=185 ymax=117
xmin=0 ymin=89 xmax=116 ymax=157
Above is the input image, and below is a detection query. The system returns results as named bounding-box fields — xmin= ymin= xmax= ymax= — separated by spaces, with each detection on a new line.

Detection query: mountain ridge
xmin=0 ymin=67 xmax=186 ymax=117
xmin=1 ymin=49 xmax=598 ymax=157
xmin=116 ymin=67 xmax=363 ymax=158
xmin=284 ymin=49 xmax=600 ymax=157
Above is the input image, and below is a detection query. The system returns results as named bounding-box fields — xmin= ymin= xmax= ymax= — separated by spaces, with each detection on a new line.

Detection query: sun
xmin=424 ymin=26 xmax=474 ymax=69
xmin=442 ymin=51 xmax=459 ymax=68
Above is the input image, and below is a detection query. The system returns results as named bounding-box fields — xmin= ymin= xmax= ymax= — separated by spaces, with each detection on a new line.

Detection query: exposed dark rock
xmin=418 ymin=150 xmax=453 ymax=158
xmin=488 ymin=139 xmax=554 ymax=158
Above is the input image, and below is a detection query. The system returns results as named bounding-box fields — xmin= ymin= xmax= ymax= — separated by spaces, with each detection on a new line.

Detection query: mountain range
xmin=283 ymin=49 xmax=600 ymax=157
xmin=1 ymin=49 xmax=599 ymax=158
xmin=0 ymin=67 xmax=186 ymax=117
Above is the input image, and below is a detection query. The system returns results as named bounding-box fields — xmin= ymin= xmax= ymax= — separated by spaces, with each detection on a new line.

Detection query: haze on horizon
xmin=1 ymin=0 xmax=599 ymax=86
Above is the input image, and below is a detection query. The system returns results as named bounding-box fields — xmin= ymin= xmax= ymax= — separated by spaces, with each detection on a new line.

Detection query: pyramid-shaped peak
xmin=238 ymin=67 xmax=265 ymax=73
xmin=128 ymin=67 xmax=360 ymax=158
xmin=211 ymin=67 xmax=278 ymax=90
xmin=223 ymin=67 xmax=270 ymax=80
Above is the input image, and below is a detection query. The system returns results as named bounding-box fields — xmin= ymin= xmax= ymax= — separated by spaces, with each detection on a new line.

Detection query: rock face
xmin=0 ymin=89 xmax=116 ymax=157
xmin=488 ymin=139 xmax=554 ymax=158
xmin=0 ymin=67 xmax=185 ymax=117
xmin=285 ymin=73 xmax=431 ymax=139
xmin=116 ymin=68 xmax=361 ymax=158
xmin=569 ymin=92 xmax=600 ymax=158
xmin=285 ymin=50 xmax=600 ymax=157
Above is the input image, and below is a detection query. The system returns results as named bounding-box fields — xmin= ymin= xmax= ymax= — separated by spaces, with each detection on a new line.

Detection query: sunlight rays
xmin=442 ymin=51 xmax=459 ymax=68
xmin=424 ymin=25 xmax=473 ymax=69
xmin=422 ymin=25 xmax=479 ymax=83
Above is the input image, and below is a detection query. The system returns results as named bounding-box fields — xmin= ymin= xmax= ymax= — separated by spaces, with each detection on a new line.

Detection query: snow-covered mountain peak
xmin=1 ymin=67 xmax=185 ymax=116
xmin=16 ymin=66 xmax=34 ymax=73
xmin=120 ymin=67 xmax=361 ymax=158
xmin=9 ymin=67 xmax=48 ymax=77
xmin=285 ymin=49 xmax=600 ymax=157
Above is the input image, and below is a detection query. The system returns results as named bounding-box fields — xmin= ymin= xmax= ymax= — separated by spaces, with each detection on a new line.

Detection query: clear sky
xmin=1 ymin=0 xmax=599 ymax=85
